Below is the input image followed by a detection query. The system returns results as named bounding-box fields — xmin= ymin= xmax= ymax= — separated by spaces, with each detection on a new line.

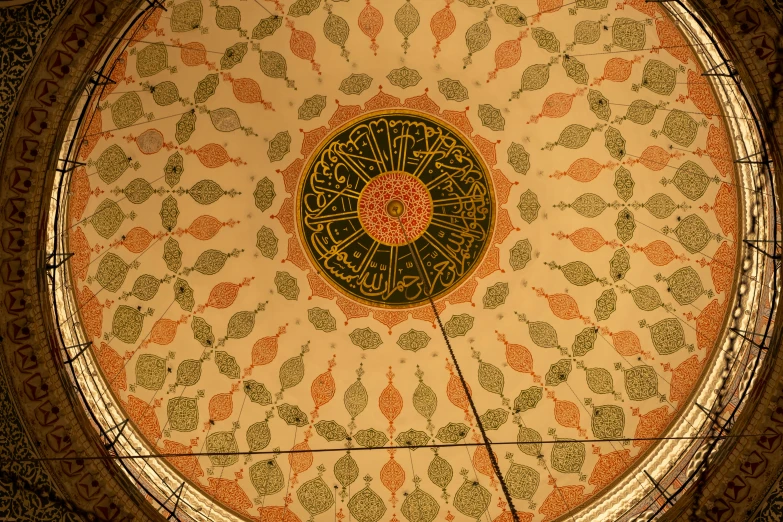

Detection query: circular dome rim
xmin=33 ymin=1 xmax=780 ymax=520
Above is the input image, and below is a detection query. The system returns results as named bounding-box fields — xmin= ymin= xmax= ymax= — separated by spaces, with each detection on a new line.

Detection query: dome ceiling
xmin=62 ymin=0 xmax=744 ymax=520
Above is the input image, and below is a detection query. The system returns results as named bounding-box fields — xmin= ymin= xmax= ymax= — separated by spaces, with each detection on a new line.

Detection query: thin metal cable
xmin=394 ymin=216 xmax=522 ymax=522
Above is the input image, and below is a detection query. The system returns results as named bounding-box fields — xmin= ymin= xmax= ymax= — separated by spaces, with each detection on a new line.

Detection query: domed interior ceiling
xmin=63 ymin=0 xmax=742 ymax=520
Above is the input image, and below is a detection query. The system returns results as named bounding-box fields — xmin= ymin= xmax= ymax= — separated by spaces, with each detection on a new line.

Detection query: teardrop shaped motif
xmin=465 ymin=20 xmax=491 ymax=55
xmin=672 ymin=161 xmax=709 ymax=200
xmin=557 ymin=124 xmax=593 ymax=149
xmin=324 ymin=12 xmax=350 ymax=57
xmin=520 ymin=64 xmax=550 ymax=91
xmin=413 ymin=381 xmax=437 ymax=420
xmin=209 ymin=108 xmax=242 ymax=132
xmin=297 ymin=475 xmax=334 ymax=516
xmin=188 ymin=179 xmax=225 ymax=204
xmin=506 ymin=343 xmax=534 ymax=373
xmin=674 ymin=214 xmax=713 ymax=253
xmin=626 ymin=99 xmax=657 ymax=124
xmin=192 ymin=249 xmax=228 ymax=275
xmin=401 ymin=486 xmax=439 ymax=522
xmin=395 ymin=0 xmax=419 ymax=53
xmin=630 ymin=285 xmax=663 ymax=311
xmin=259 ymin=51 xmax=288 ymax=80
xmin=644 ymin=193 xmax=678 ymax=218
xmin=453 ymin=478 xmax=491 ymax=518
xmin=478 ymin=361 xmax=504 ymax=395
xmin=279 ymin=355 xmax=305 ymax=390
xmin=344 ymin=379 xmax=368 ymax=418
xmin=571 ymin=193 xmax=607 ymax=217
xmin=120 ymin=227 xmax=154 ymax=253
xmin=665 ymin=266 xmax=704 ymax=305
xmin=428 ymin=454 xmax=453 ymax=489
xmin=559 ymin=261 xmax=598 ymax=286
xmin=249 ymin=459 xmax=285 ymax=496
xmin=123 ymin=178 xmax=155 ymax=204
xmin=528 ymin=321 xmax=559 ymax=348
xmin=648 ymin=318 xmax=686 ymax=355
xmin=348 ymin=485 xmax=386 ymax=522
xmin=516 ymin=426 xmax=542 ymax=456
xmin=226 ymin=310 xmax=256 ymax=339
xmin=334 ymin=452 xmax=359 ymax=487
xmin=506 ymin=463 xmax=540 ymax=500
xmin=585 ymin=367 xmax=614 ymax=394
xmin=130 ymin=274 xmax=161 ymax=301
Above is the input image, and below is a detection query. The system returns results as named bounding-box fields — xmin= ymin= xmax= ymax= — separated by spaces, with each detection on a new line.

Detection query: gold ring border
xmin=296 ymin=108 xmax=497 ymax=310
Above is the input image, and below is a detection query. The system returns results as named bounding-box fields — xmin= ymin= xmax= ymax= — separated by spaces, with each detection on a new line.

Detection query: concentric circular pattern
xmin=60 ymin=1 xmax=745 ymax=522
xmin=299 ymin=111 xmax=492 ymax=307
xmin=358 ymin=172 xmax=432 ymax=245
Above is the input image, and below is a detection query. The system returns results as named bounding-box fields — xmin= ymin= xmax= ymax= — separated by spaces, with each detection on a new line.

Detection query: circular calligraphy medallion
xmin=298 ymin=110 xmax=495 ymax=308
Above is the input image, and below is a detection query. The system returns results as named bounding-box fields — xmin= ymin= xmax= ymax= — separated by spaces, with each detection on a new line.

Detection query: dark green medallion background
xmin=297 ymin=110 xmax=495 ymax=308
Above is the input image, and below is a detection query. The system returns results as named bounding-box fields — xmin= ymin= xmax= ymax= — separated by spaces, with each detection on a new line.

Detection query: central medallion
xmin=358 ymin=172 xmax=432 ymax=246
xmin=298 ymin=110 xmax=494 ymax=308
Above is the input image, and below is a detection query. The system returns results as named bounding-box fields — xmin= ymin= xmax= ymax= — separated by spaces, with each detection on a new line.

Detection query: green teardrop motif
xmin=465 ymin=20 xmax=492 ymax=54
xmin=453 ymin=479 xmax=491 ymax=519
xmin=516 ymin=426 xmax=542 ymax=457
xmin=649 ymin=318 xmax=686 ymax=355
xmin=96 ymin=253 xmax=130 ymax=292
xmin=644 ymin=193 xmax=678 ymax=219
xmin=506 ymin=463 xmax=540 ymax=500
xmin=123 ymin=178 xmax=155 ymax=204
xmin=532 ymin=27 xmax=560 ymax=53
xmin=666 ymin=266 xmax=705 ymax=305
xmin=209 ymin=108 xmax=242 ymax=132
xmin=572 ymin=327 xmax=597 ymax=356
xmin=559 ymin=261 xmax=598 ymax=286
xmin=279 ymin=355 xmax=305 ymax=390
xmin=131 ymin=274 xmax=161 ymax=301
xmin=246 ymin=421 xmax=271 ymax=451
xmin=96 ymin=144 xmax=129 ymax=184
xmin=528 ymin=321 xmax=559 ymax=348
xmin=672 ymin=161 xmax=709 ymax=201
xmin=585 ymin=367 xmax=614 ymax=394
xmin=249 ymin=459 xmax=285 ymax=495
xmin=344 ymin=379 xmax=368 ymax=418
xmin=298 ymin=475 xmax=334 ymax=516
xmin=152 ymin=81 xmax=179 ymax=106
xmin=188 ymin=179 xmax=225 ymax=205
xmin=334 ymin=452 xmax=359 ymax=488
xmin=571 ymin=193 xmax=607 ymax=218
xmin=252 ymin=16 xmax=282 ymax=39
xmin=427 ymin=454 xmax=453 ymax=489
xmin=226 ymin=310 xmax=256 ymax=339
xmin=630 ymin=285 xmax=663 ymax=311
xmin=625 ymin=99 xmax=657 ymax=124
xmin=413 ymin=381 xmax=437 ymax=420
xmin=401 ymin=487 xmax=439 ymax=522
xmin=348 ymin=486 xmax=386 ymax=522
xmin=324 ymin=12 xmax=350 ymax=48
xmin=478 ymin=362 xmax=504 ymax=395
xmin=520 ymin=64 xmax=550 ymax=91
xmin=192 ymin=249 xmax=228 ymax=275
xmin=259 ymin=51 xmax=288 ymax=80
xmin=557 ymin=124 xmax=592 ymax=149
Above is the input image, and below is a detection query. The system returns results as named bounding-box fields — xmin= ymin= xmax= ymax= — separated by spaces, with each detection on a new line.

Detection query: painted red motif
xmin=358 ymin=172 xmax=432 ymax=246
xmin=358 ymin=0 xmax=383 ymax=55
xmin=430 ymin=0 xmax=455 ymax=58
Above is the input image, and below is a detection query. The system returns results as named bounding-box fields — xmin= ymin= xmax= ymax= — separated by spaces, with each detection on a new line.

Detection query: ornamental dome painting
xmin=51 ymin=0 xmax=771 ymax=521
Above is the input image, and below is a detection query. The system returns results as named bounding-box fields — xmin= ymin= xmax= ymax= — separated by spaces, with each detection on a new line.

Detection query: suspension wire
xmin=0 ymin=433 xmax=766 ymax=464
xmin=394 ymin=216 xmax=522 ymax=522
